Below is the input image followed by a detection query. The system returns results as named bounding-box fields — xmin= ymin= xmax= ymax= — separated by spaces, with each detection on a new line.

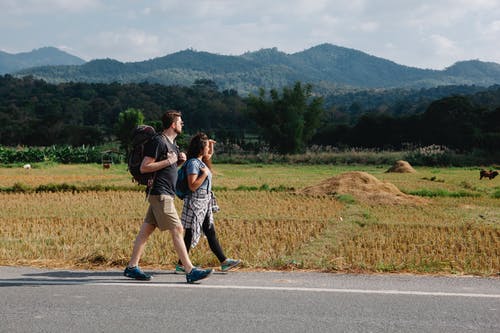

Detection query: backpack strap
xmin=145 ymin=135 xmax=164 ymax=200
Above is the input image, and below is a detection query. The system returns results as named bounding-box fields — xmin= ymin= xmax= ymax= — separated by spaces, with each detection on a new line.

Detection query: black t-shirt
xmin=143 ymin=134 xmax=180 ymax=196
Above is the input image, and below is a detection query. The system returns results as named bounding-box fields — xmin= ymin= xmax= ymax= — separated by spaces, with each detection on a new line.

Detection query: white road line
xmin=1 ymin=280 xmax=499 ymax=298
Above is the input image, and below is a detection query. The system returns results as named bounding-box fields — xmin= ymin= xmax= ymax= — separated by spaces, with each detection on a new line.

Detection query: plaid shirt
xmin=181 ymin=190 xmax=214 ymax=248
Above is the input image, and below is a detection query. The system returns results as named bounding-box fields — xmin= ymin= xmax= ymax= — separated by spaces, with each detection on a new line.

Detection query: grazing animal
xmin=23 ymin=164 xmax=31 ymax=170
xmin=479 ymin=169 xmax=498 ymax=180
xmin=103 ymin=163 xmax=111 ymax=170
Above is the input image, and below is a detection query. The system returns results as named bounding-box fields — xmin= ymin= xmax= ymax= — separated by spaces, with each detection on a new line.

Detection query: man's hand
xmin=178 ymin=152 xmax=187 ymax=164
xmin=166 ymin=151 xmax=178 ymax=166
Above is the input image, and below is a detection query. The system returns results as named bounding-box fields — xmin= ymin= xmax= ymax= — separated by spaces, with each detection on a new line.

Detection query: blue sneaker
xmin=186 ymin=267 xmax=213 ymax=283
xmin=124 ymin=266 xmax=152 ymax=281
xmin=221 ymin=258 xmax=241 ymax=272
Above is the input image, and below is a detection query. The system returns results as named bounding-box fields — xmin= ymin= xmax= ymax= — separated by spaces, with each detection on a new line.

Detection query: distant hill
xmin=0 ymin=47 xmax=85 ymax=74
xmin=13 ymin=44 xmax=500 ymax=94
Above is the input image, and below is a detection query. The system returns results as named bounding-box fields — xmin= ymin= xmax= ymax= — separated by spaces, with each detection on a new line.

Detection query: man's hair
xmin=162 ymin=110 xmax=182 ymax=129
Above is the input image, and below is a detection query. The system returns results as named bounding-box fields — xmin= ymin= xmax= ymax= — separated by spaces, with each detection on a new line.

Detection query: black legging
xmin=182 ymin=213 xmax=226 ymax=263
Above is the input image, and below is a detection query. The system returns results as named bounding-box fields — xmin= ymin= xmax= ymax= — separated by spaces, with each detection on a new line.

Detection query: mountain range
xmin=6 ymin=44 xmax=500 ymax=94
xmin=0 ymin=47 xmax=85 ymax=74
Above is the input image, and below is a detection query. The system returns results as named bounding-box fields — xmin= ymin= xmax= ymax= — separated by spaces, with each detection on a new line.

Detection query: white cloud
xmin=289 ymin=0 xmax=329 ymax=16
xmin=156 ymin=0 xmax=235 ymax=18
xmin=86 ymin=29 xmax=161 ymax=61
xmin=477 ymin=19 xmax=500 ymax=42
xmin=429 ymin=34 xmax=461 ymax=58
xmin=385 ymin=42 xmax=396 ymax=49
xmin=358 ymin=21 xmax=379 ymax=32
xmin=44 ymin=0 xmax=102 ymax=12
xmin=455 ymin=0 xmax=499 ymax=10
xmin=1 ymin=0 xmax=102 ymax=14
xmin=489 ymin=20 xmax=500 ymax=32
xmin=1 ymin=0 xmax=500 ymax=68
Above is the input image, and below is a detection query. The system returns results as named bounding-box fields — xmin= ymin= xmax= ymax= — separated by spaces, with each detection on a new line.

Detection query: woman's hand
xmin=206 ymin=139 xmax=216 ymax=158
xmin=200 ymin=166 xmax=208 ymax=174
xmin=187 ymin=167 xmax=208 ymax=191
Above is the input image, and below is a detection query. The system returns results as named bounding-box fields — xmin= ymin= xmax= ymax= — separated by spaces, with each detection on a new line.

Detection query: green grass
xmin=0 ymin=182 xmax=140 ymax=193
xmin=407 ymin=189 xmax=481 ymax=198
xmin=336 ymin=194 xmax=356 ymax=204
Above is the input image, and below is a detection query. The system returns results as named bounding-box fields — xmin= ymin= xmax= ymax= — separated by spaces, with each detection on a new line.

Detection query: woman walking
xmin=176 ymin=132 xmax=241 ymax=273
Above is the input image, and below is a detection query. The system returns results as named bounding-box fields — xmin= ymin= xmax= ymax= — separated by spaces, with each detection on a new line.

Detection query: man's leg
xmin=176 ymin=228 xmax=192 ymax=268
xmin=128 ymin=222 xmax=155 ymax=268
xmin=172 ymin=224 xmax=213 ymax=283
xmin=170 ymin=224 xmax=194 ymax=273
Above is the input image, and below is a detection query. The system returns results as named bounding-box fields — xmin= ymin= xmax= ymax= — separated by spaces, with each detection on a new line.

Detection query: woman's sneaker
xmin=176 ymin=264 xmax=200 ymax=274
xmin=123 ymin=266 xmax=152 ymax=281
xmin=221 ymin=259 xmax=241 ymax=272
xmin=175 ymin=264 xmax=186 ymax=274
xmin=186 ymin=267 xmax=213 ymax=283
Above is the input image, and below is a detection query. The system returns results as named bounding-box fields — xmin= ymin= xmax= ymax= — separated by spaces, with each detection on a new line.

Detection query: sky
xmin=1 ymin=0 xmax=499 ymax=70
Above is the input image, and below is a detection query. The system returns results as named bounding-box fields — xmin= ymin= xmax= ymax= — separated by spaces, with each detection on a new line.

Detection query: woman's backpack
xmin=175 ymin=163 xmax=190 ymax=199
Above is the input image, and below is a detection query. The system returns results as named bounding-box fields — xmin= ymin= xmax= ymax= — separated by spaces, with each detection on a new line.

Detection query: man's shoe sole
xmin=124 ymin=271 xmax=152 ymax=281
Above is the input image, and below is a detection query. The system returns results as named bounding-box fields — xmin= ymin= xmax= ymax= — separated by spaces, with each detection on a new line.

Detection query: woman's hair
xmin=186 ymin=132 xmax=212 ymax=170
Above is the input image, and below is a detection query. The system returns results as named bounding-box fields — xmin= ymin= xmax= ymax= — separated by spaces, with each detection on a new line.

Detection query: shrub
xmin=404 ymin=145 xmax=454 ymax=166
xmin=0 ymin=145 xmax=118 ymax=164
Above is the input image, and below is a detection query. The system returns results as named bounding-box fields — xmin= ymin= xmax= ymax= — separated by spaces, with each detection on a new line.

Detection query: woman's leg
xmin=183 ymin=228 xmax=193 ymax=252
xmin=202 ymin=214 xmax=226 ymax=263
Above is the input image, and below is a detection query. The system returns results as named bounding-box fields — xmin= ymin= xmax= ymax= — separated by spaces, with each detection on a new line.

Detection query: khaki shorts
xmin=144 ymin=194 xmax=181 ymax=231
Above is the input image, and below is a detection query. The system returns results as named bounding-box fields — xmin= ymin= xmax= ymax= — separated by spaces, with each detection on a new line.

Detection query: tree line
xmin=1 ymin=74 xmax=499 ymax=154
xmin=314 ymin=95 xmax=500 ymax=152
xmin=0 ymin=75 xmax=249 ymax=147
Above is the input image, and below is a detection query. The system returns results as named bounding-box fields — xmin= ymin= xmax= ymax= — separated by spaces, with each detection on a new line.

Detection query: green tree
xmin=247 ymin=82 xmax=324 ymax=153
xmin=115 ymin=108 xmax=145 ymax=153
xmin=421 ymin=96 xmax=479 ymax=149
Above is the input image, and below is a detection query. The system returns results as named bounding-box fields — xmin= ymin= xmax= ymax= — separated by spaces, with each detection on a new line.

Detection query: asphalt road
xmin=1 ymin=266 xmax=499 ymax=332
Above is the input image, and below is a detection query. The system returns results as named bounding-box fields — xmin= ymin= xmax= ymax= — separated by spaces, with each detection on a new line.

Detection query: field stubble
xmin=0 ymin=191 xmax=340 ymax=270
xmin=0 ymin=163 xmax=498 ymax=275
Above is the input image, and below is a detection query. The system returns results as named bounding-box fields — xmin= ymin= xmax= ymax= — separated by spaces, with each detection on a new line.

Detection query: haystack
xmin=300 ymin=171 xmax=425 ymax=205
xmin=386 ymin=160 xmax=416 ymax=173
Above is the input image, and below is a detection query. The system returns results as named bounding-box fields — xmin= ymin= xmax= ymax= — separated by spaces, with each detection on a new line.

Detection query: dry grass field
xmin=0 ymin=163 xmax=498 ymax=275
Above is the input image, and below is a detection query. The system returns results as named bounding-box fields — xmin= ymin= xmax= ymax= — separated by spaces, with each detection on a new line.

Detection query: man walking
xmin=124 ymin=110 xmax=213 ymax=283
